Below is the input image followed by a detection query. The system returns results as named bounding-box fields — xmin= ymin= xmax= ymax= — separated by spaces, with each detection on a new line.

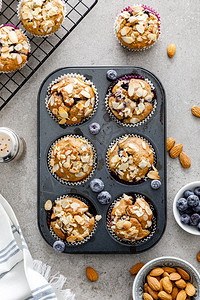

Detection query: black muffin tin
xmin=37 ymin=66 xmax=166 ymax=254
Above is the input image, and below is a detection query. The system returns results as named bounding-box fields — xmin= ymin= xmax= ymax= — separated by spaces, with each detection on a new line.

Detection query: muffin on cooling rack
xmin=19 ymin=0 xmax=65 ymax=36
xmin=108 ymin=136 xmax=154 ymax=183
xmin=0 ymin=25 xmax=30 ymax=72
xmin=108 ymin=77 xmax=154 ymax=125
xmin=48 ymin=196 xmax=95 ymax=243
xmin=115 ymin=5 xmax=160 ymax=50
xmin=47 ymin=76 xmax=97 ymax=125
xmin=109 ymin=194 xmax=153 ymax=242
xmin=49 ymin=136 xmax=95 ymax=183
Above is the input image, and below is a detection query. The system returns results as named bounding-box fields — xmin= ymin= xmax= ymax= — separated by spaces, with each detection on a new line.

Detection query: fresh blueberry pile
xmin=177 ymin=187 xmax=200 ymax=230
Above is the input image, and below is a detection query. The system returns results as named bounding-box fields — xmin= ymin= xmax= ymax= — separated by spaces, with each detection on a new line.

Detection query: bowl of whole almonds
xmin=132 ymin=256 xmax=200 ymax=300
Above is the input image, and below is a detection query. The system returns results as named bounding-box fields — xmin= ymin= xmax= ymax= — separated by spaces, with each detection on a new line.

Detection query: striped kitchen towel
xmin=0 ymin=194 xmax=75 ymax=300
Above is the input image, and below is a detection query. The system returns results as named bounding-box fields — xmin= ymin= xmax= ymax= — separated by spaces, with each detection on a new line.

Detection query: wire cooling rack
xmin=0 ymin=0 xmax=98 ymax=110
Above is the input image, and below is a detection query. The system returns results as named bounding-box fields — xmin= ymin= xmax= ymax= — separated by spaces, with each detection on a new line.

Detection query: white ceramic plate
xmin=132 ymin=256 xmax=200 ymax=300
xmin=173 ymin=181 xmax=200 ymax=235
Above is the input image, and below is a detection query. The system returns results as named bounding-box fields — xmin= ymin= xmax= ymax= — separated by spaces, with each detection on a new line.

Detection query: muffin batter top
xmin=48 ymin=76 xmax=96 ymax=125
xmin=50 ymin=136 xmax=94 ymax=182
xmin=115 ymin=5 xmax=160 ymax=50
xmin=108 ymin=136 xmax=154 ymax=182
xmin=0 ymin=25 xmax=29 ymax=72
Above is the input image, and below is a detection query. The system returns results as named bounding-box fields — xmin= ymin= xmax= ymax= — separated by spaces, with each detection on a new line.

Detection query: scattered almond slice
xmin=147 ymin=170 xmax=160 ymax=180
xmin=44 ymin=200 xmax=52 ymax=211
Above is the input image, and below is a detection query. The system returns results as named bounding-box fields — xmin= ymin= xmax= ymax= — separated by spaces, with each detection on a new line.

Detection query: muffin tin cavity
xmin=106 ymin=193 xmax=157 ymax=246
xmin=46 ymin=194 xmax=98 ymax=247
xmin=38 ymin=66 xmax=166 ymax=253
xmin=106 ymin=134 xmax=157 ymax=185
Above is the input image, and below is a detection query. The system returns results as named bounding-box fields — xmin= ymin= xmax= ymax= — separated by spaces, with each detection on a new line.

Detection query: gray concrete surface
xmin=1 ymin=0 xmax=200 ymax=299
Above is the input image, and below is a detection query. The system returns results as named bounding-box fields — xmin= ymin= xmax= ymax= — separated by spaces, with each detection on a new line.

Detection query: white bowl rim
xmin=132 ymin=256 xmax=200 ymax=299
xmin=173 ymin=181 xmax=200 ymax=235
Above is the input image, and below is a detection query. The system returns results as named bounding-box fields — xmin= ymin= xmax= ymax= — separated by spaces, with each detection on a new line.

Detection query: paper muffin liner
xmin=114 ymin=4 xmax=161 ymax=52
xmin=46 ymin=194 xmax=99 ymax=247
xmin=47 ymin=134 xmax=97 ymax=186
xmin=45 ymin=73 xmax=99 ymax=127
xmin=0 ymin=24 xmax=31 ymax=74
xmin=106 ymin=134 xmax=157 ymax=185
xmin=106 ymin=193 xmax=157 ymax=246
xmin=105 ymin=74 xmax=157 ymax=127
xmin=17 ymin=0 xmax=66 ymax=38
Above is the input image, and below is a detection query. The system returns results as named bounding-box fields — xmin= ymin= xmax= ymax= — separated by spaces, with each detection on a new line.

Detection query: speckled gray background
xmin=1 ymin=1 xmax=200 ymax=299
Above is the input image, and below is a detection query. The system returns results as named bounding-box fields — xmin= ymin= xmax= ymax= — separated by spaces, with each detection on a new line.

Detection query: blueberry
xmin=176 ymin=198 xmax=188 ymax=212
xmin=90 ymin=179 xmax=104 ymax=193
xmin=187 ymin=194 xmax=199 ymax=207
xmin=193 ymin=205 xmax=200 ymax=213
xmin=180 ymin=214 xmax=190 ymax=224
xmin=179 ymin=207 xmax=193 ymax=215
xmin=89 ymin=122 xmax=101 ymax=135
xmin=151 ymin=180 xmax=161 ymax=190
xmin=190 ymin=213 xmax=200 ymax=226
xmin=97 ymin=191 xmax=111 ymax=205
xmin=53 ymin=241 xmax=65 ymax=253
xmin=194 ymin=187 xmax=200 ymax=196
xmin=197 ymin=222 xmax=200 ymax=231
xmin=106 ymin=69 xmax=118 ymax=81
xmin=183 ymin=190 xmax=194 ymax=198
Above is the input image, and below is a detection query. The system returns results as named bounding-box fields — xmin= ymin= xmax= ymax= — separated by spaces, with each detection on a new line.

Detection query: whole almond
xmin=130 ymin=262 xmax=144 ymax=275
xmin=185 ymin=282 xmax=196 ymax=296
xmin=176 ymin=268 xmax=190 ymax=281
xmin=179 ymin=152 xmax=191 ymax=169
xmin=86 ymin=267 xmax=98 ymax=282
xmin=162 ymin=272 xmax=170 ymax=278
xmin=167 ymin=137 xmax=175 ymax=152
xmin=160 ymin=278 xmax=164 ymax=291
xmin=176 ymin=290 xmax=187 ymax=300
xmin=171 ymin=286 xmax=179 ymax=300
xmin=144 ymin=283 xmax=149 ymax=293
xmin=170 ymin=144 xmax=183 ymax=158
xmin=191 ymin=105 xmax=200 ymax=118
xmin=147 ymin=286 xmax=159 ymax=300
xmin=169 ymin=272 xmax=181 ymax=281
xmin=147 ymin=275 xmax=160 ymax=291
xmin=163 ymin=276 xmax=173 ymax=294
xmin=143 ymin=293 xmax=153 ymax=300
xmin=167 ymin=43 xmax=176 ymax=58
xmin=197 ymin=251 xmax=200 ymax=262
xmin=175 ymin=279 xmax=187 ymax=289
xmin=162 ymin=267 xmax=176 ymax=274
xmin=158 ymin=291 xmax=172 ymax=300
xmin=150 ymin=267 xmax=164 ymax=277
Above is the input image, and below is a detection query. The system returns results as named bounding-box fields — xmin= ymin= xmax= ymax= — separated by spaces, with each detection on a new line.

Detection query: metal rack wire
xmin=0 ymin=0 xmax=98 ymax=110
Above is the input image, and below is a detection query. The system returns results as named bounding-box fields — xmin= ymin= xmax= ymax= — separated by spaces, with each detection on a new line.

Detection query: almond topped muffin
xmin=115 ymin=5 xmax=160 ymax=50
xmin=108 ymin=136 xmax=154 ymax=183
xmin=19 ymin=0 xmax=65 ymax=36
xmin=49 ymin=136 xmax=95 ymax=182
xmin=49 ymin=197 xmax=95 ymax=243
xmin=109 ymin=194 xmax=153 ymax=242
xmin=48 ymin=76 xmax=96 ymax=125
xmin=108 ymin=78 xmax=154 ymax=125
xmin=0 ymin=25 xmax=30 ymax=72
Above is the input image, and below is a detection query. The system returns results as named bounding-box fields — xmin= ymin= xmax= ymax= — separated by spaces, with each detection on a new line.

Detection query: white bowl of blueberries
xmin=173 ymin=181 xmax=200 ymax=235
